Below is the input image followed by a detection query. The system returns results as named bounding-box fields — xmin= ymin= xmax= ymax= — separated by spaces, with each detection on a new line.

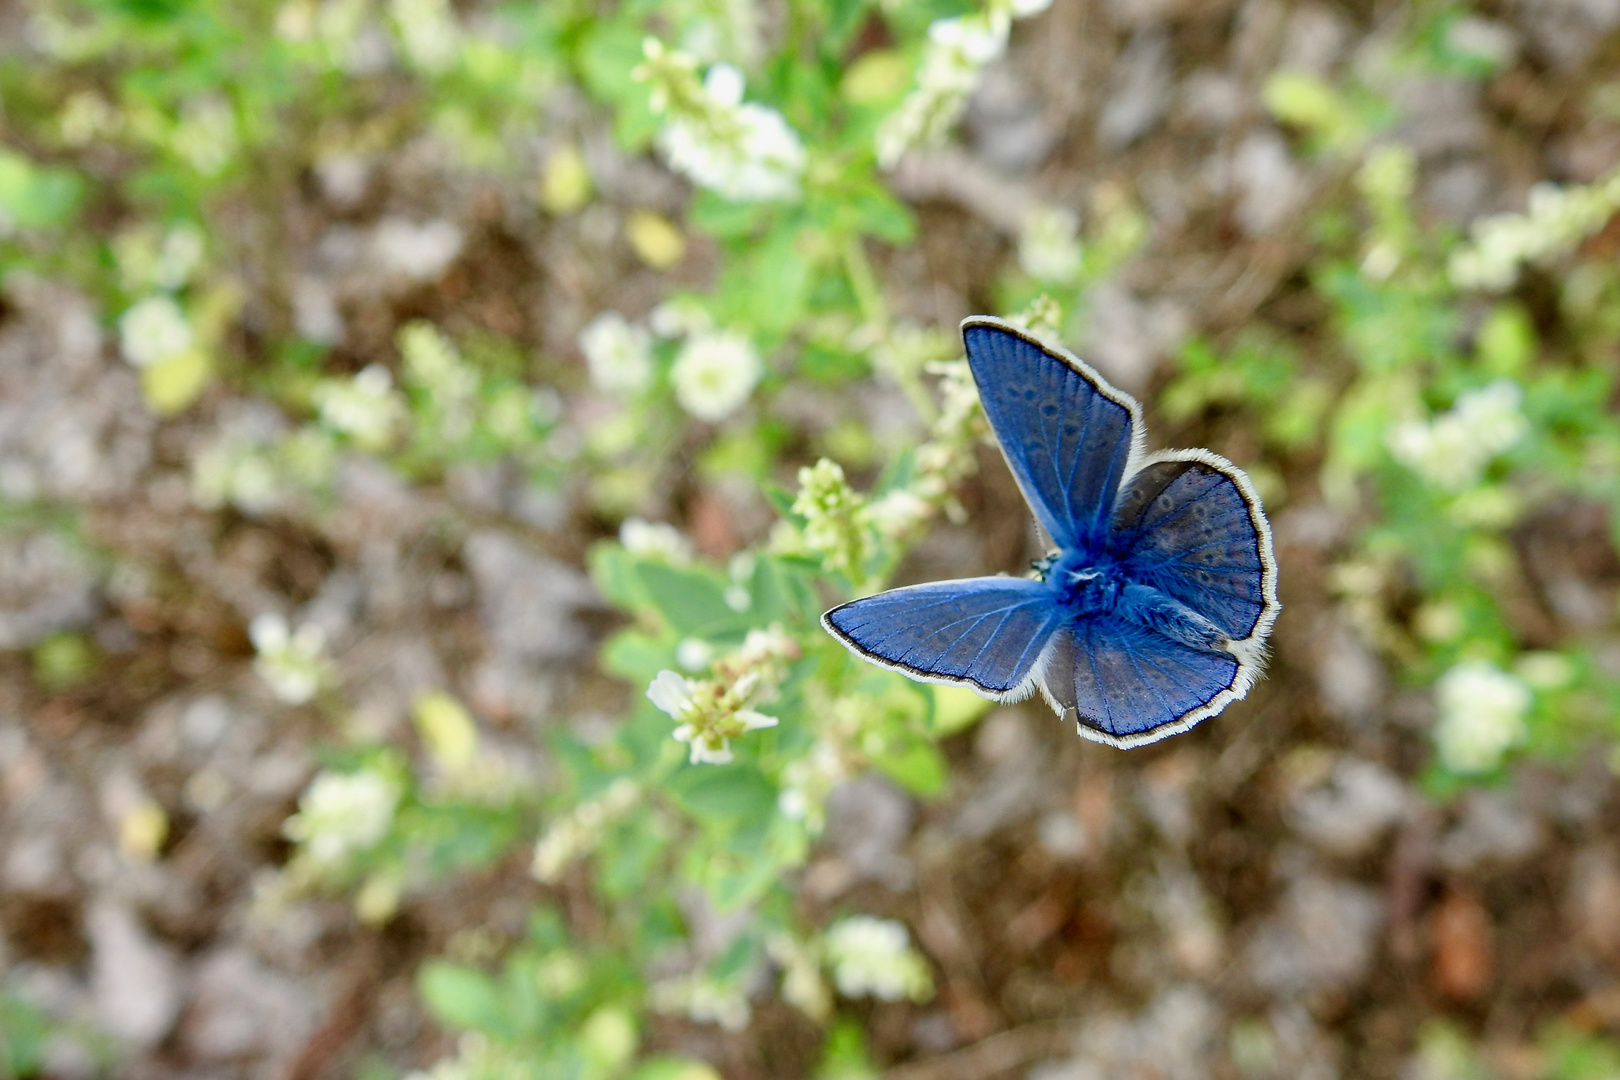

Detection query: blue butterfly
xmin=822 ymin=316 xmax=1280 ymax=747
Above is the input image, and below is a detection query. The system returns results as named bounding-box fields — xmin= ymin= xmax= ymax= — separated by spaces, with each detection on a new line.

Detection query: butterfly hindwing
xmin=963 ymin=318 xmax=1142 ymax=552
xmin=1108 ymin=451 xmax=1279 ymax=646
xmin=1037 ymin=616 xmax=1244 ymax=746
xmin=822 ymin=577 xmax=1063 ymax=697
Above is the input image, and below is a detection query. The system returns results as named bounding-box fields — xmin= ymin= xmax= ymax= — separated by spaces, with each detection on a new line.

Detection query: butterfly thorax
xmin=1040 ymin=549 xmax=1126 ymax=619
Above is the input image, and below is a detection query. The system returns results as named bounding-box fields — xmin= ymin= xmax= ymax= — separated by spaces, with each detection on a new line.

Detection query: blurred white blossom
xmin=1434 ymin=660 xmax=1531 ymax=774
xmin=1019 ymin=205 xmax=1083 ymax=282
xmin=876 ymin=0 xmax=1051 ymax=168
xmin=313 ymin=364 xmax=406 ymax=451
xmin=284 ymin=768 xmax=400 ymax=865
xmin=672 ymin=329 xmax=762 ymax=420
xmin=649 ymin=296 xmax=714 ymax=339
xmin=579 ymin=312 xmax=655 ymax=394
xmin=250 ymin=612 xmax=331 ymax=705
xmin=1450 ymin=171 xmax=1620 ymax=291
xmin=637 ymin=41 xmax=807 ymax=202
xmin=192 ymin=438 xmax=281 ymax=515
xmin=531 ymin=778 xmax=639 ymax=883
xmin=620 ymin=518 xmax=693 ymax=563
xmin=824 ymin=916 xmax=934 ymax=1002
xmin=390 ymin=0 xmax=459 ymax=73
xmin=119 ymin=296 xmax=194 ymax=368
xmin=170 ymin=97 xmax=237 ymax=176
xmin=1387 ymin=380 xmax=1528 ymax=491
xmin=648 ymin=973 xmax=750 ymax=1031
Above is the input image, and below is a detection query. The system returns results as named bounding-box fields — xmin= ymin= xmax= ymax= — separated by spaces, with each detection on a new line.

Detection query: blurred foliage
xmin=8 ymin=0 xmax=1620 ymax=1075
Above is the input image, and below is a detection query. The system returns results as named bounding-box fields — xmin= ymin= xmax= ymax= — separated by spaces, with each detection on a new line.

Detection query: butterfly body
xmin=822 ymin=317 xmax=1279 ymax=748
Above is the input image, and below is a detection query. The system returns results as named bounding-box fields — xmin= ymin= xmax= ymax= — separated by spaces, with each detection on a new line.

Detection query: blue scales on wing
xmin=1108 ymin=455 xmax=1272 ymax=642
xmin=963 ymin=319 xmax=1138 ymax=552
xmin=822 ymin=577 xmax=1063 ymax=697
xmin=1038 ymin=616 xmax=1241 ymax=745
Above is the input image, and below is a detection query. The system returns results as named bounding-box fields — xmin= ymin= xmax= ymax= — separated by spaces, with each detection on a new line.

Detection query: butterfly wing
xmin=962 ymin=317 xmax=1144 ymax=551
xmin=823 ymin=577 xmax=1063 ymax=698
xmin=1108 ymin=450 xmax=1280 ymax=650
xmin=1037 ymin=616 xmax=1245 ymax=746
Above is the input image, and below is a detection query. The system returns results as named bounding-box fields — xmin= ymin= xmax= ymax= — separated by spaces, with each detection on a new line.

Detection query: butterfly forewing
xmin=1108 ymin=454 xmax=1277 ymax=643
xmin=963 ymin=319 xmax=1140 ymax=552
xmin=822 ymin=577 xmax=1063 ymax=697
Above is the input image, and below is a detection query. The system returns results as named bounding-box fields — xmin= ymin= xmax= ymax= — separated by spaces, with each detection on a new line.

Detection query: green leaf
xmin=418 ymin=962 xmax=514 ymax=1038
xmin=601 ymin=629 xmax=672 ymax=681
xmin=0 ymin=151 xmax=85 ymax=231
xmin=638 ymin=562 xmax=751 ymax=638
xmin=670 ymin=765 xmax=776 ymax=821
xmin=872 ymin=737 xmax=948 ymax=796
xmin=631 ymin=1059 xmax=723 ymax=1080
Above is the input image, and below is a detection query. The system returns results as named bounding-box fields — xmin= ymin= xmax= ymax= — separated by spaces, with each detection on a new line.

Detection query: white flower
xmin=119 ymin=296 xmax=193 ymax=368
xmin=647 ymin=669 xmax=696 ymax=720
xmin=1450 ymin=170 xmax=1620 ymax=291
xmin=644 ymin=54 xmax=808 ymax=202
xmin=671 ymin=330 xmax=762 ymax=421
xmin=153 ymin=224 xmax=206 ymax=290
xmin=824 ymin=916 xmax=934 ymax=1002
xmin=531 ymin=779 xmax=638 ymax=883
xmin=649 ymin=297 xmax=713 ymax=339
xmin=192 ymin=439 xmax=280 ymax=515
xmin=1387 ymin=380 xmax=1528 ymax=491
xmin=864 ymin=488 xmax=932 ymax=540
xmin=313 ymin=364 xmax=405 ymax=450
xmin=649 ymin=973 xmax=751 ymax=1032
xmin=390 ymin=0 xmax=459 ymax=73
xmin=579 ymin=312 xmax=654 ymax=394
xmin=620 ymin=518 xmax=693 ymax=563
xmin=676 ymin=638 xmax=715 ymax=671
xmin=284 ymin=768 xmax=400 ymax=865
xmin=250 ymin=612 xmax=331 ymax=705
xmin=1434 ymin=660 xmax=1531 ymax=774
xmin=170 ymin=97 xmax=237 ymax=177
xmin=1018 ymin=205 xmax=1084 ymax=283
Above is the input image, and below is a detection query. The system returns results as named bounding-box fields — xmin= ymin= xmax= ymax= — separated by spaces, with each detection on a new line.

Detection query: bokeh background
xmin=6 ymin=0 xmax=1620 ymax=1077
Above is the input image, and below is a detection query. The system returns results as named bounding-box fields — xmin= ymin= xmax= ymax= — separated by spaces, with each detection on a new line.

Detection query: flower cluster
xmin=875 ymin=0 xmax=1052 ymax=168
xmin=531 ymin=778 xmax=640 ymax=883
xmin=648 ymin=972 xmax=751 ymax=1032
xmin=672 ymin=328 xmax=763 ymax=421
xmin=620 ymin=517 xmax=694 ymax=564
xmin=1386 ymin=380 xmax=1528 ymax=491
xmin=399 ymin=321 xmax=477 ymax=437
xmin=1433 ymin=660 xmax=1531 ymax=774
xmin=646 ymin=627 xmax=798 ymax=765
xmin=284 ymin=767 xmax=401 ymax=866
xmin=792 ymin=458 xmax=868 ymax=582
xmin=579 ymin=311 xmax=655 ymax=395
xmin=250 ymin=612 xmax=333 ymax=705
xmin=312 ymin=364 xmax=407 ymax=451
xmin=115 ymin=222 xmax=205 ymax=293
xmin=389 ymin=0 xmax=460 ymax=74
xmin=119 ymin=295 xmax=194 ymax=369
xmin=1450 ymin=169 xmax=1620 ymax=291
xmin=636 ymin=39 xmax=807 ymax=202
xmin=1019 ymin=205 xmax=1084 ymax=283
xmin=823 ymin=916 xmax=934 ymax=1002
xmin=766 ymin=932 xmax=832 ymax=1021
xmin=192 ymin=435 xmax=282 ymax=515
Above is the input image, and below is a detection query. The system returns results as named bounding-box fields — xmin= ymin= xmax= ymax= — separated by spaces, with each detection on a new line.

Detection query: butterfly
xmin=822 ymin=316 xmax=1280 ymax=747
